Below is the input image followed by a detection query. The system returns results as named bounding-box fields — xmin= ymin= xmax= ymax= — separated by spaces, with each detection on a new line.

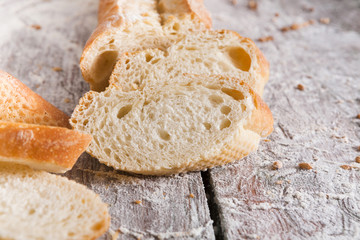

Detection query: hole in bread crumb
xmin=220 ymin=119 xmax=231 ymax=130
xmin=145 ymin=53 xmax=153 ymax=62
xmin=83 ymin=119 xmax=89 ymax=126
xmin=227 ymin=47 xmax=251 ymax=71
xmin=209 ymin=95 xmax=224 ymax=105
xmin=172 ymin=22 xmax=180 ymax=31
xmin=203 ymin=123 xmax=212 ymax=130
xmin=221 ymin=105 xmax=232 ymax=115
xmin=28 ymin=209 xmax=35 ymax=215
xmin=158 ymin=129 xmax=171 ymax=141
xmin=92 ymin=222 xmax=105 ymax=231
xmin=68 ymin=232 xmax=75 ymax=237
xmin=241 ymin=104 xmax=247 ymax=112
xmin=117 ymin=105 xmax=132 ymax=119
xmin=109 ymin=39 xmax=115 ymax=44
xmin=151 ymin=58 xmax=160 ymax=64
xmin=104 ymin=148 xmax=111 ymax=157
xmin=125 ymin=59 xmax=130 ymax=64
xmin=93 ymin=51 xmax=118 ymax=91
xmin=221 ymin=88 xmax=244 ymax=101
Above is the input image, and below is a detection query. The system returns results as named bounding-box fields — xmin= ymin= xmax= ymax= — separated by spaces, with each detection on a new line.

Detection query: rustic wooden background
xmin=0 ymin=0 xmax=359 ymax=239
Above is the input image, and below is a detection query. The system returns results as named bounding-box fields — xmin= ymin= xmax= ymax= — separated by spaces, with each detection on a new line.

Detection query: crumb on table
xmin=189 ymin=193 xmax=195 ymax=198
xmin=299 ymin=162 xmax=313 ymax=170
xmin=31 ymin=24 xmax=41 ymax=30
xmin=134 ymin=200 xmax=142 ymax=205
xmin=281 ymin=20 xmax=315 ymax=32
xmin=297 ymin=84 xmax=305 ymax=91
xmin=258 ymin=36 xmax=274 ymax=42
xmin=52 ymin=67 xmax=63 ymax=72
xmin=248 ymin=0 xmax=257 ymax=10
xmin=340 ymin=165 xmax=352 ymax=170
xmin=355 ymin=156 xmax=360 ymax=163
xmin=319 ymin=18 xmax=330 ymax=24
xmin=272 ymin=161 xmax=283 ymax=170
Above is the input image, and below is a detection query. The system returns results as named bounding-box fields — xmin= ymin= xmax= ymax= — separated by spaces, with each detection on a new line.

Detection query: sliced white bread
xmin=0 ymin=70 xmax=70 ymax=128
xmin=110 ymin=30 xmax=269 ymax=96
xmin=0 ymin=162 xmax=110 ymax=240
xmin=0 ymin=71 xmax=92 ymax=173
xmin=81 ymin=0 xmax=211 ymax=91
xmin=70 ymin=74 xmax=273 ymax=175
xmin=0 ymin=121 xmax=92 ymax=173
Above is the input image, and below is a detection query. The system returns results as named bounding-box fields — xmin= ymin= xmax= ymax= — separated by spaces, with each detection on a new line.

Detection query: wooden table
xmin=1 ymin=0 xmax=359 ymax=239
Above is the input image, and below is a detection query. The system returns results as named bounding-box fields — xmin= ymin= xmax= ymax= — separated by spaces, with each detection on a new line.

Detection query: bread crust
xmin=0 ymin=121 xmax=92 ymax=173
xmin=80 ymin=0 xmax=212 ymax=90
xmin=0 ymin=70 xmax=71 ymax=128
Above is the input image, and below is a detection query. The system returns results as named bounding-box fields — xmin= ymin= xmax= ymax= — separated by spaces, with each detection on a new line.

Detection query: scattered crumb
xmin=356 ymin=114 xmax=360 ymax=119
xmin=275 ymin=180 xmax=283 ymax=185
xmin=286 ymin=180 xmax=291 ymax=183
xmin=263 ymin=139 xmax=271 ymax=142
xmin=340 ymin=165 xmax=352 ymax=170
xmin=319 ymin=18 xmax=330 ymax=24
xmin=355 ymin=156 xmax=360 ymax=163
xmin=34 ymin=84 xmax=41 ymax=89
xmin=231 ymin=0 xmax=237 ymax=5
xmin=189 ymin=193 xmax=195 ymax=198
xmin=31 ymin=24 xmax=41 ymax=30
xmin=258 ymin=36 xmax=274 ymax=42
xmin=281 ymin=20 xmax=315 ymax=32
xmin=306 ymin=75 xmax=312 ymax=79
xmin=299 ymin=162 xmax=313 ymax=170
xmin=134 ymin=200 xmax=142 ymax=205
xmin=274 ymin=13 xmax=279 ymax=17
xmin=52 ymin=67 xmax=63 ymax=72
xmin=357 ymin=146 xmax=360 ymax=151
xmin=111 ymin=230 xmax=120 ymax=240
xmin=248 ymin=0 xmax=257 ymax=10
xmin=302 ymin=6 xmax=314 ymax=12
xmin=272 ymin=161 xmax=283 ymax=170
xmin=63 ymin=98 xmax=71 ymax=103
xmin=297 ymin=84 xmax=305 ymax=91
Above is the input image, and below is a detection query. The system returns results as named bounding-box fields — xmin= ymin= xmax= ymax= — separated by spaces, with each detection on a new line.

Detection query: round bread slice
xmin=110 ymin=30 xmax=269 ymax=96
xmin=71 ymin=75 xmax=273 ymax=175
xmin=0 ymin=162 xmax=110 ymax=240
xmin=0 ymin=121 xmax=92 ymax=173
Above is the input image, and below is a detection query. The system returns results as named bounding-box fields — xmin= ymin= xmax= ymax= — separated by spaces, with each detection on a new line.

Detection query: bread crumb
xmin=297 ymin=84 xmax=305 ymax=91
xmin=52 ymin=67 xmax=63 ymax=72
xmin=258 ymin=36 xmax=274 ymax=42
xmin=231 ymin=0 xmax=237 ymax=5
xmin=111 ymin=230 xmax=120 ymax=240
xmin=303 ymin=6 xmax=314 ymax=12
xmin=64 ymin=98 xmax=71 ymax=103
xmin=34 ymin=84 xmax=41 ymax=89
xmin=275 ymin=180 xmax=283 ymax=185
xmin=272 ymin=161 xmax=283 ymax=170
xmin=31 ymin=24 xmax=41 ymax=30
xmin=356 ymin=114 xmax=360 ymax=119
xmin=134 ymin=200 xmax=142 ymax=204
xmin=355 ymin=156 xmax=360 ymax=163
xmin=274 ymin=13 xmax=279 ymax=17
xmin=281 ymin=20 xmax=315 ymax=32
xmin=263 ymin=139 xmax=271 ymax=142
xmin=286 ymin=180 xmax=291 ymax=183
xmin=248 ymin=0 xmax=257 ymax=10
xmin=189 ymin=193 xmax=195 ymax=198
xmin=299 ymin=162 xmax=313 ymax=170
xmin=319 ymin=18 xmax=330 ymax=24
xmin=340 ymin=165 xmax=352 ymax=170
xmin=357 ymin=146 xmax=360 ymax=151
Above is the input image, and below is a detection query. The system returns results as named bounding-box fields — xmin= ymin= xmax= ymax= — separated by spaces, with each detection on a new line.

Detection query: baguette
xmin=81 ymin=0 xmax=211 ymax=91
xmin=110 ymin=30 xmax=269 ymax=96
xmin=0 ymin=71 xmax=92 ymax=173
xmin=0 ymin=162 xmax=110 ymax=240
xmin=70 ymin=74 xmax=273 ymax=175
xmin=0 ymin=70 xmax=70 ymax=128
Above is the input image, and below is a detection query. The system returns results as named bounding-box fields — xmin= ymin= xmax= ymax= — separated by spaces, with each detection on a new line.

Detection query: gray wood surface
xmin=205 ymin=0 xmax=360 ymax=239
xmin=1 ymin=0 xmax=359 ymax=239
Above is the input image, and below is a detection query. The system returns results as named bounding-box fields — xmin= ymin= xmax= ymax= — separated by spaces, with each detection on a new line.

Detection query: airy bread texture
xmin=71 ymin=75 xmax=273 ymax=175
xmin=81 ymin=0 xmax=211 ymax=91
xmin=0 ymin=162 xmax=110 ymax=240
xmin=0 ymin=71 xmax=92 ymax=173
xmin=0 ymin=121 xmax=92 ymax=173
xmin=110 ymin=30 xmax=269 ymax=96
xmin=0 ymin=70 xmax=70 ymax=128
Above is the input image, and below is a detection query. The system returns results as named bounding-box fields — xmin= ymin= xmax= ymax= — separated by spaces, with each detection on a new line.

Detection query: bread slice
xmin=0 ymin=121 xmax=92 ymax=173
xmin=0 ymin=162 xmax=110 ymax=240
xmin=81 ymin=0 xmax=211 ymax=91
xmin=0 ymin=70 xmax=70 ymax=128
xmin=0 ymin=71 xmax=92 ymax=173
xmin=70 ymin=74 xmax=273 ymax=175
xmin=110 ymin=30 xmax=269 ymax=96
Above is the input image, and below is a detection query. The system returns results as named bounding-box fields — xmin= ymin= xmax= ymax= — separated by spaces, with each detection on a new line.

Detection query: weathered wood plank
xmin=0 ymin=1 xmax=214 ymax=239
xmin=205 ymin=0 xmax=360 ymax=239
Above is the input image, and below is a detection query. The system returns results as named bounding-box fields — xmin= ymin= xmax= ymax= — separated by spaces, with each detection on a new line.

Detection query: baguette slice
xmin=0 ymin=162 xmax=110 ymax=240
xmin=110 ymin=30 xmax=269 ymax=96
xmin=71 ymin=74 xmax=273 ymax=175
xmin=0 ymin=121 xmax=92 ymax=173
xmin=0 ymin=70 xmax=70 ymax=128
xmin=81 ymin=0 xmax=211 ymax=91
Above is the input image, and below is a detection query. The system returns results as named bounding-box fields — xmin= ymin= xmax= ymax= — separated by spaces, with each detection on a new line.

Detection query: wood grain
xmin=205 ymin=0 xmax=360 ymax=239
xmin=0 ymin=1 xmax=214 ymax=239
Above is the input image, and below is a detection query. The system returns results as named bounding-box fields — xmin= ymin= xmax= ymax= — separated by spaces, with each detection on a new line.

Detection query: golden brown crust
xmin=185 ymin=0 xmax=212 ymax=28
xmin=0 ymin=121 xmax=92 ymax=173
xmin=0 ymin=70 xmax=71 ymax=128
